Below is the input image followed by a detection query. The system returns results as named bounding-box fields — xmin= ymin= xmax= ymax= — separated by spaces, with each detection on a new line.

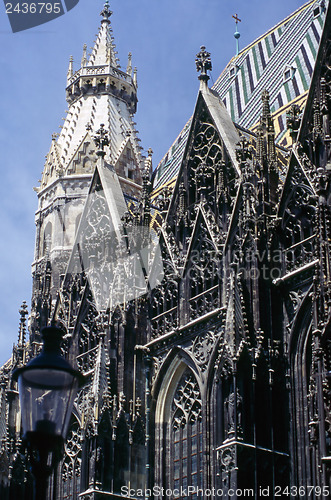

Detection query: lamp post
xmin=12 ymin=326 xmax=85 ymax=500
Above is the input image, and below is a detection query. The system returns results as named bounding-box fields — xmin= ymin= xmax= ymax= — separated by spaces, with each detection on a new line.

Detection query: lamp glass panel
xmin=18 ymin=368 xmax=79 ymax=439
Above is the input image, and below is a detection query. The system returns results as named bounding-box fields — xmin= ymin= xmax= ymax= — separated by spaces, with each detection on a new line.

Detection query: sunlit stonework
xmin=1 ymin=1 xmax=331 ymax=499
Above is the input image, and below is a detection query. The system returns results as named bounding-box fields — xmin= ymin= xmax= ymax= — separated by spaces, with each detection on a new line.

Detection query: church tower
xmin=1 ymin=2 xmax=330 ymax=499
xmin=30 ymin=1 xmax=143 ymax=346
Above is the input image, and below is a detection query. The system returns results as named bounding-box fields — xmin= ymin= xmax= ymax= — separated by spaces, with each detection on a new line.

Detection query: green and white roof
xmin=153 ymin=0 xmax=327 ymax=193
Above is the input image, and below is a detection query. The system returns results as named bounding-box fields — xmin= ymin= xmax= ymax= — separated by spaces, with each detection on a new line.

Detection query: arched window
xmin=42 ymin=222 xmax=52 ymax=256
xmin=170 ymin=369 xmax=203 ymax=497
xmin=61 ymin=418 xmax=82 ymax=499
xmin=186 ymin=221 xmax=219 ymax=320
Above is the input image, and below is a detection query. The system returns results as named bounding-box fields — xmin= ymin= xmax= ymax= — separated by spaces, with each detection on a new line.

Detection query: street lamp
xmin=12 ymin=325 xmax=85 ymax=499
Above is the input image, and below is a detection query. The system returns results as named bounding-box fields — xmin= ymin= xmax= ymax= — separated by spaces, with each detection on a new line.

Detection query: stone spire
xmin=17 ymin=301 xmax=28 ymax=348
xmin=260 ymin=89 xmax=276 ymax=166
xmin=127 ymin=52 xmax=132 ymax=76
xmin=256 ymin=89 xmax=278 ymax=208
xmin=133 ymin=66 xmax=138 ymax=87
xmin=12 ymin=301 xmax=28 ymax=367
xmin=88 ymin=0 xmax=117 ymax=67
xmin=66 ymin=55 xmax=73 ymax=83
xmin=81 ymin=43 xmax=87 ymax=67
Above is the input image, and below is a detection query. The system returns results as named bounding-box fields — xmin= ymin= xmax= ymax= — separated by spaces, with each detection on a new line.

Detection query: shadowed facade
xmin=0 ymin=1 xmax=331 ymax=499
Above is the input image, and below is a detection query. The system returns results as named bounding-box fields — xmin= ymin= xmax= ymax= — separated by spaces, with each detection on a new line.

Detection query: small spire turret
xmin=127 ymin=52 xmax=133 ymax=76
xmin=133 ymin=67 xmax=138 ymax=87
xmin=261 ymin=89 xmax=276 ymax=165
xmin=81 ymin=43 xmax=87 ymax=67
xmin=145 ymin=147 xmax=153 ymax=177
xmin=141 ymin=150 xmax=152 ymax=229
xmin=67 ymin=55 xmax=73 ymax=82
xmin=261 ymin=89 xmax=271 ymax=126
xmin=18 ymin=301 xmax=28 ymax=348
xmin=257 ymin=89 xmax=278 ymax=208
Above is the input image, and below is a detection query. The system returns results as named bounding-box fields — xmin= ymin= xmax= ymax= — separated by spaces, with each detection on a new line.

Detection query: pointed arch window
xmin=61 ymin=418 xmax=82 ymax=500
xmin=42 ymin=222 xmax=52 ymax=256
xmin=170 ymin=370 xmax=203 ymax=498
xmin=186 ymin=221 xmax=220 ymax=320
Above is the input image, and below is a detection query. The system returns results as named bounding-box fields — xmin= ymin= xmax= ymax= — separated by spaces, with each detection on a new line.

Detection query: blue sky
xmin=0 ymin=0 xmax=305 ymax=365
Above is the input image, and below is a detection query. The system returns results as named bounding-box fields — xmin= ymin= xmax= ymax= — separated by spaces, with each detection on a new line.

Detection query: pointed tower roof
xmin=88 ymin=1 xmax=118 ymax=67
xmin=38 ymin=1 xmax=142 ymax=194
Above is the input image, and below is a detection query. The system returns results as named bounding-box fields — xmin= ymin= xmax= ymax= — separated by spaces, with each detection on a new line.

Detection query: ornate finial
xmin=93 ymin=124 xmax=109 ymax=158
xmin=81 ymin=43 xmax=87 ymax=67
xmin=67 ymin=55 xmax=73 ymax=80
xmin=144 ymin=148 xmax=153 ymax=178
xmin=232 ymin=14 xmax=241 ymax=55
xmin=18 ymin=301 xmax=28 ymax=347
xmin=195 ymin=46 xmax=212 ymax=85
xmin=85 ymin=122 xmax=92 ymax=131
xmin=52 ymin=132 xmax=59 ymax=141
xmin=261 ymin=89 xmax=271 ymax=125
xmin=100 ymin=0 xmax=112 ymax=24
xmin=133 ymin=67 xmax=138 ymax=87
xmin=127 ymin=52 xmax=132 ymax=76
xmin=135 ymin=397 xmax=142 ymax=416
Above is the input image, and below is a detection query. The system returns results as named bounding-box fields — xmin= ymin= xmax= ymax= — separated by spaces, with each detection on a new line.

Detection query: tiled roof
xmin=153 ymin=0 xmax=327 ymax=192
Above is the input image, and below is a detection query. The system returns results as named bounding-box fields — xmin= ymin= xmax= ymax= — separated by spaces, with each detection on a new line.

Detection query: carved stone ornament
xmin=219 ymin=445 xmax=236 ymax=472
xmin=191 ymin=330 xmax=217 ymax=371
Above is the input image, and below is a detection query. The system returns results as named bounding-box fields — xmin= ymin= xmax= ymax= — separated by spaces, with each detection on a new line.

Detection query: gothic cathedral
xmin=1 ymin=1 xmax=331 ymax=499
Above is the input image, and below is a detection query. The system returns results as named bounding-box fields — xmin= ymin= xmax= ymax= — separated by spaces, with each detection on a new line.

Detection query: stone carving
xmin=195 ymin=46 xmax=212 ymax=75
xmin=191 ymin=330 xmax=216 ymax=371
xmin=219 ymin=445 xmax=236 ymax=473
xmin=224 ymin=389 xmax=242 ymax=438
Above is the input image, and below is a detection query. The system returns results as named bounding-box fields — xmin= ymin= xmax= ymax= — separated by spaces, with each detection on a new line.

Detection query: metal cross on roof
xmin=195 ymin=46 xmax=212 ymax=84
xmin=93 ymin=124 xmax=109 ymax=157
xmin=232 ymin=13 xmax=242 ymax=55
xmin=232 ymin=13 xmax=241 ymax=25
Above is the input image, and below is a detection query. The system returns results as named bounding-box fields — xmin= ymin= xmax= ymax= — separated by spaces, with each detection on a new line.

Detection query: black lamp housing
xmin=12 ymin=325 xmax=85 ymax=491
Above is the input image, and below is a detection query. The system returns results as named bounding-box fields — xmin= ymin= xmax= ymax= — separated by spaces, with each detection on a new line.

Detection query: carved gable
xmin=167 ymin=90 xmax=240 ymax=249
